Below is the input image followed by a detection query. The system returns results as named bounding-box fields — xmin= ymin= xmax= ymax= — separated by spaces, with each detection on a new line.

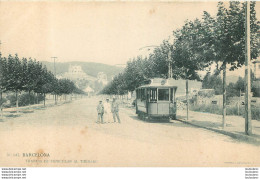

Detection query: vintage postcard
xmin=0 ymin=0 xmax=260 ymax=168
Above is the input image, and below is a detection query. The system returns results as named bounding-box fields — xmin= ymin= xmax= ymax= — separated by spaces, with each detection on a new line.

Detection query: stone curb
xmin=176 ymin=119 xmax=260 ymax=146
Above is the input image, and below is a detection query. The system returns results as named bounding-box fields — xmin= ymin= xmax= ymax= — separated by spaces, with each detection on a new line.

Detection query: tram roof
xmin=137 ymin=78 xmax=178 ymax=89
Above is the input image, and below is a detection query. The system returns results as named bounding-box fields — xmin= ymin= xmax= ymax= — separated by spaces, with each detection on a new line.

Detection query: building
xmin=97 ymin=72 xmax=108 ymax=85
xmin=84 ymin=86 xmax=94 ymax=96
xmin=62 ymin=65 xmax=88 ymax=80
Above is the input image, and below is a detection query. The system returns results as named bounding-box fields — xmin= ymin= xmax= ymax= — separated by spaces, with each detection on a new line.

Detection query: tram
xmin=135 ymin=78 xmax=177 ymax=122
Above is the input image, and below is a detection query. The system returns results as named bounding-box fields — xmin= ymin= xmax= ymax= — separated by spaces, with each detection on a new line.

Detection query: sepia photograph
xmin=0 ymin=0 xmax=260 ymax=172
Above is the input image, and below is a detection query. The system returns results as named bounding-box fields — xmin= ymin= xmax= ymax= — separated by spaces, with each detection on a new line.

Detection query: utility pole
xmin=245 ymin=1 xmax=252 ymax=135
xmin=51 ymin=57 xmax=57 ymax=77
xmin=168 ymin=50 xmax=173 ymax=78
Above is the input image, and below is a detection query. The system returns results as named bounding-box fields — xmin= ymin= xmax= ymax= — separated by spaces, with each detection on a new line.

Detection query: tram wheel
xmin=145 ymin=116 xmax=151 ymax=122
xmin=142 ymin=114 xmax=146 ymax=121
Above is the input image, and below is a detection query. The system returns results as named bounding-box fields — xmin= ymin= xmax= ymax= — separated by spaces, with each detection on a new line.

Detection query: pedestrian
xmin=103 ymin=98 xmax=112 ymax=123
xmin=111 ymin=97 xmax=120 ymax=123
xmin=96 ymin=100 xmax=104 ymax=124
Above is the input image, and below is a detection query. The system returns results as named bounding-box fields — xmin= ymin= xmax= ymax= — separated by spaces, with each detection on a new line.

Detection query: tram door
xmin=157 ymin=88 xmax=170 ymax=115
xmin=148 ymin=88 xmax=157 ymax=115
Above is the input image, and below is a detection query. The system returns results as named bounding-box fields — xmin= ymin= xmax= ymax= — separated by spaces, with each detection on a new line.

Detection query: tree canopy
xmin=101 ymin=1 xmax=259 ymax=97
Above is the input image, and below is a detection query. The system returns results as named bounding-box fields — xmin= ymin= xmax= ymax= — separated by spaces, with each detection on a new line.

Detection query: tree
xmin=149 ymin=40 xmax=171 ymax=79
xmin=201 ymin=1 xmax=259 ymax=128
xmin=0 ymin=53 xmax=6 ymax=117
xmin=5 ymin=54 xmax=24 ymax=109
xmin=0 ymin=52 xmax=80 ymax=108
xmin=0 ymin=53 xmax=6 ymax=103
xmin=173 ymin=19 xmax=212 ymax=120
xmin=227 ymin=72 xmax=257 ymax=98
xmin=202 ymin=72 xmax=223 ymax=95
xmin=123 ymin=56 xmax=151 ymax=92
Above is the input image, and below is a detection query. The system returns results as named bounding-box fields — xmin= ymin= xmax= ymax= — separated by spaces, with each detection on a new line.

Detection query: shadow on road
xmin=5 ymin=114 xmax=21 ymax=118
xmin=176 ymin=114 xmax=186 ymax=120
xmin=188 ymin=120 xmax=223 ymax=128
xmin=129 ymin=115 xmax=196 ymax=128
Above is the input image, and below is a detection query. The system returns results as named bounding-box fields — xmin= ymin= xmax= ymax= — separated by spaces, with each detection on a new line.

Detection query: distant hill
xmin=41 ymin=61 xmax=124 ymax=81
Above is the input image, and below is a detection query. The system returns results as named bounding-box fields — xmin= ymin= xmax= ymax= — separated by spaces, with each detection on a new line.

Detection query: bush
xmin=0 ymin=98 xmax=7 ymax=106
xmin=190 ymin=104 xmax=222 ymax=115
xmin=226 ymin=105 xmax=241 ymax=116
xmin=251 ymin=105 xmax=260 ymax=120
xmin=19 ymin=93 xmax=44 ymax=106
xmin=5 ymin=93 xmax=45 ymax=107
xmin=6 ymin=94 xmax=16 ymax=107
xmin=190 ymin=104 xmax=260 ymax=120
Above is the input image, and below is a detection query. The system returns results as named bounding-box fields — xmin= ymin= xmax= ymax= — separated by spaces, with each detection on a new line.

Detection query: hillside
xmin=41 ymin=61 xmax=124 ymax=81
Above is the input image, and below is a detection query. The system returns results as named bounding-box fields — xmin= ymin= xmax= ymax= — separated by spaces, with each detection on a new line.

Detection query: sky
xmin=0 ymin=1 xmax=220 ymax=65
xmin=0 ymin=1 xmax=259 ymax=77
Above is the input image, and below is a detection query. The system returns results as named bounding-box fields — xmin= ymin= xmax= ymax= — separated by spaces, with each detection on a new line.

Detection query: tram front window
xmin=158 ymin=89 xmax=169 ymax=101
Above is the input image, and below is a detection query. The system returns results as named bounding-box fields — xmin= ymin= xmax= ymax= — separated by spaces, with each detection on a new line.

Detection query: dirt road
xmin=0 ymin=97 xmax=259 ymax=167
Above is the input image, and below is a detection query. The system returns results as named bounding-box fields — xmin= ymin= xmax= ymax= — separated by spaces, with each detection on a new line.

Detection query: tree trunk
xmin=0 ymin=107 xmax=3 ymax=120
xmin=28 ymin=90 xmax=31 ymax=106
xmin=222 ymin=64 xmax=226 ymax=129
xmin=16 ymin=90 xmax=19 ymax=113
xmin=44 ymin=93 xmax=46 ymax=107
xmin=34 ymin=92 xmax=37 ymax=104
xmin=186 ymin=79 xmax=189 ymax=120
xmin=55 ymin=94 xmax=57 ymax=105
xmin=36 ymin=93 xmax=39 ymax=104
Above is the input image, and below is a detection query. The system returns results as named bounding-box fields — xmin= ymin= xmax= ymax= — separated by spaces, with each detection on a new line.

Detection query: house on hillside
xmin=84 ymin=86 xmax=94 ymax=96
xmin=97 ymin=72 xmax=108 ymax=85
xmin=63 ymin=65 xmax=88 ymax=80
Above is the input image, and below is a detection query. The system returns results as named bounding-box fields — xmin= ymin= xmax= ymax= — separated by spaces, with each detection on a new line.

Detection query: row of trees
xmin=0 ymin=53 xmax=84 ymax=109
xmin=202 ymin=72 xmax=258 ymax=98
xmin=101 ymin=2 xmax=259 ymax=124
xmin=102 ymin=2 xmax=259 ymax=94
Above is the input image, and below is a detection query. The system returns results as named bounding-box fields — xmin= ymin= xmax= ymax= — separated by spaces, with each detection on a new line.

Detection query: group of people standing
xmin=96 ymin=98 xmax=120 ymax=124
